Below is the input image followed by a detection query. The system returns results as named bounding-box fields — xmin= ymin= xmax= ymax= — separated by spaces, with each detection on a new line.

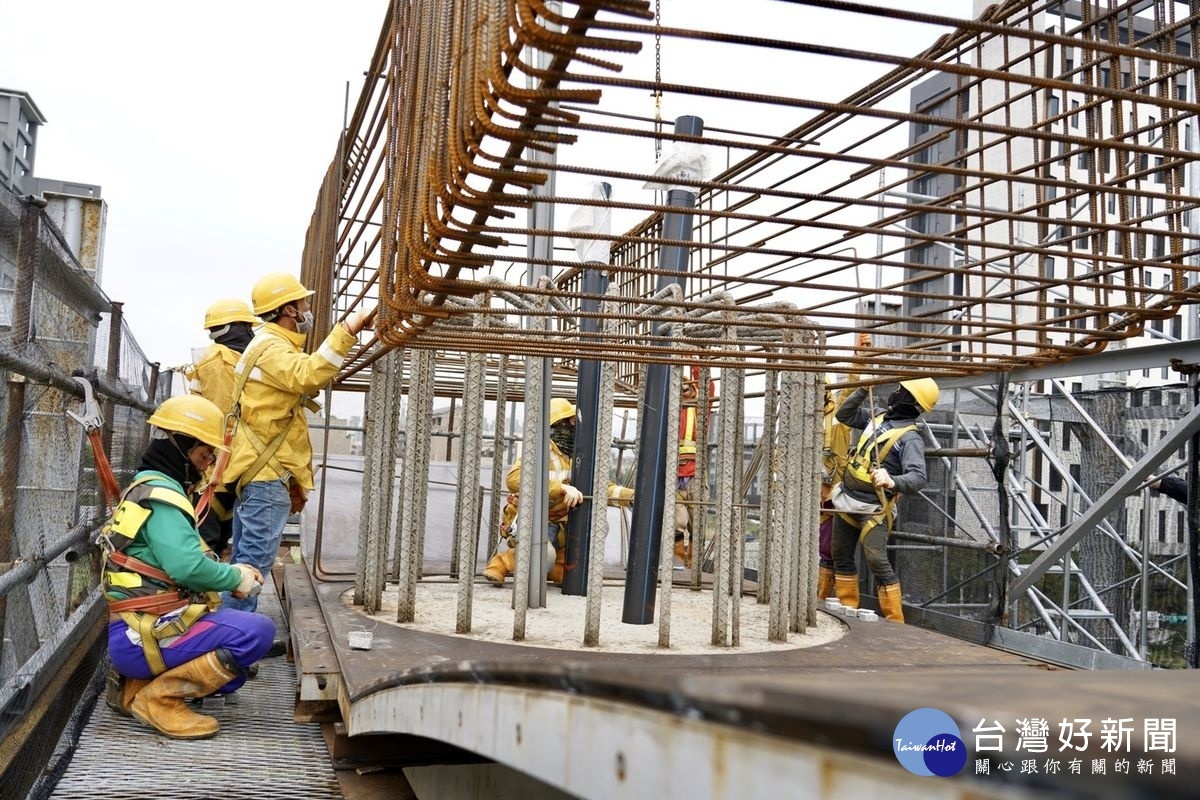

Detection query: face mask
xmin=295 ymin=309 xmax=314 ymax=334
xmin=550 ymin=425 xmax=575 ymax=456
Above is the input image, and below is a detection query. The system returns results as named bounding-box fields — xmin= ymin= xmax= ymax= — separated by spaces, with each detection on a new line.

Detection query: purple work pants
xmin=107 ymin=608 xmax=275 ymax=693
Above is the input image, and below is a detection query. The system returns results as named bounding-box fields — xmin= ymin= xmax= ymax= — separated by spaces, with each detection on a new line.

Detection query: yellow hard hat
xmin=251 ymin=273 xmax=314 ymax=316
xmin=203 ymin=298 xmax=256 ymax=329
xmin=549 ymin=397 xmax=577 ymax=426
xmin=147 ymin=395 xmax=228 ymax=450
xmin=900 ymin=377 xmax=940 ymax=413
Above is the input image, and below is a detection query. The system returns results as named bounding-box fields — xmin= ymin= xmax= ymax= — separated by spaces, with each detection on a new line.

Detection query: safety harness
xmin=227 ymin=335 xmax=320 ymax=496
xmin=100 ymin=475 xmax=220 ymax=675
xmin=837 ymin=416 xmax=917 ymax=537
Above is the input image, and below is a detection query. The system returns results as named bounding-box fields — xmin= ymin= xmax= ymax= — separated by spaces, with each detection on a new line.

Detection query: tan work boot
xmin=546 ymin=548 xmax=567 ymax=585
xmin=130 ymin=650 xmax=239 ymax=740
xmin=105 ymin=667 xmax=150 ymax=717
xmin=834 ymin=573 xmax=860 ymax=609
xmin=878 ymin=582 xmax=905 ymax=623
xmin=483 ymin=548 xmax=516 ymax=586
xmin=673 ymin=539 xmax=692 ymax=569
xmin=817 ymin=565 xmax=835 ymax=601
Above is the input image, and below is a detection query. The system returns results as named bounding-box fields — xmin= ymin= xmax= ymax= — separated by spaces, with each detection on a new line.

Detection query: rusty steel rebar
xmin=292 ymin=1 xmax=1200 ymax=391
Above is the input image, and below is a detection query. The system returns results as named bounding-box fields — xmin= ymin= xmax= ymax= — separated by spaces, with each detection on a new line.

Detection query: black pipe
xmin=623 ymin=116 xmax=704 ymax=624
xmin=563 ymin=184 xmax=613 ymax=595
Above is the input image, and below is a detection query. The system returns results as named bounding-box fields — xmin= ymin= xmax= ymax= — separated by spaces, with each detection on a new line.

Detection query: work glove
xmin=871 ymin=467 xmax=895 ymax=490
xmin=344 ymin=310 xmax=373 ymax=336
xmin=562 ymin=484 xmax=584 ymax=508
xmin=289 ymin=481 xmax=308 ymax=515
xmin=232 ymin=563 xmax=264 ymax=599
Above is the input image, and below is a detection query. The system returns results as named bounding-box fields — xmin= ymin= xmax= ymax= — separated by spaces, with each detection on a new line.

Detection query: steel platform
xmin=286 ymin=562 xmax=1200 ymax=799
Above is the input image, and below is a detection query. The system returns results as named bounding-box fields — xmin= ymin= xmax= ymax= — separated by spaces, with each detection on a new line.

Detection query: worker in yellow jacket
xmin=184 ymin=298 xmax=258 ymax=554
xmin=483 ymin=398 xmax=634 ymax=586
xmin=223 ymin=273 xmax=369 ymax=612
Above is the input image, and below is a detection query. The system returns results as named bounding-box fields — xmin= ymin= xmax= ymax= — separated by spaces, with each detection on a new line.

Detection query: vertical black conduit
xmin=623 ymin=116 xmax=703 ymax=624
xmin=564 ymin=183 xmax=612 ymax=596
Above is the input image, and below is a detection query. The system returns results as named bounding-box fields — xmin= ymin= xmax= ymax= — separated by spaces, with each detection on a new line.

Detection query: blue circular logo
xmin=892 ymin=708 xmax=968 ymax=777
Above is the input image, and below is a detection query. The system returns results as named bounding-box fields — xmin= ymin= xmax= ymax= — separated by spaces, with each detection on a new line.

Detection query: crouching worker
xmin=829 ymin=378 xmax=938 ymax=622
xmin=103 ymin=395 xmax=274 ymax=739
xmin=484 ymin=398 xmax=634 ymax=586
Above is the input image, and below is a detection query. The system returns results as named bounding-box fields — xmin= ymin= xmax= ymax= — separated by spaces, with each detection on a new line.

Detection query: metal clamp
xmin=65 ymin=376 xmax=103 ymax=433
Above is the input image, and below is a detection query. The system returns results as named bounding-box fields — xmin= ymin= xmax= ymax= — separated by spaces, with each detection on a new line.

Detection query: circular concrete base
xmin=349 ymin=579 xmax=846 ymax=654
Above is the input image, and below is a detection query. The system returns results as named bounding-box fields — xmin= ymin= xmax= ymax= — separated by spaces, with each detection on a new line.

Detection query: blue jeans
xmin=108 ymin=609 xmax=274 ymax=692
xmin=226 ymin=479 xmax=290 ymax=612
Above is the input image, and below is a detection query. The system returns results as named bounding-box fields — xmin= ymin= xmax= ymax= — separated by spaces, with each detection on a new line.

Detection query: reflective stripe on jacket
xmin=224 ymin=322 xmax=356 ymax=490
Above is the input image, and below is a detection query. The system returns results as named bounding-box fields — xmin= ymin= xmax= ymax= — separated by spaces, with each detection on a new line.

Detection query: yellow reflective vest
xmin=224 ymin=322 xmax=356 ymax=491
xmin=499 ymin=441 xmax=634 ymax=534
xmin=187 ymin=343 xmax=242 ymax=414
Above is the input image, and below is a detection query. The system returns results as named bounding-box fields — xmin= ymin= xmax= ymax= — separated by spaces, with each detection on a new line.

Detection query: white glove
xmin=871 ymin=467 xmax=895 ymax=490
xmin=232 ymin=563 xmax=264 ymax=598
xmin=344 ymin=310 xmax=373 ymax=335
xmin=562 ymin=484 xmax=584 ymax=508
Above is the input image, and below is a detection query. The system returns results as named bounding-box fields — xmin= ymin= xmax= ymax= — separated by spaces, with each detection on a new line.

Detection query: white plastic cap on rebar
xmin=568 ymin=182 xmax=614 ymax=265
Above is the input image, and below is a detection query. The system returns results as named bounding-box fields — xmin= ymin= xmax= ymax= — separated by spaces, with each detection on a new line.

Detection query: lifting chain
xmin=653 ymin=0 xmax=663 ymax=162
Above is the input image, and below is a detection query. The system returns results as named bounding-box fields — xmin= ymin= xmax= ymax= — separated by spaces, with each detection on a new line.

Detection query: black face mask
xmin=550 ymin=424 xmax=575 ymax=456
xmin=884 ymin=387 xmax=921 ymax=421
xmin=212 ymin=322 xmax=255 ymax=353
xmin=138 ymin=433 xmax=204 ymax=490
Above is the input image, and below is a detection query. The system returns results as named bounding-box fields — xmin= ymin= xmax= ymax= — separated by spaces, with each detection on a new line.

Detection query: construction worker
xmin=184 ymin=298 xmax=258 ymax=554
xmin=1150 ymin=473 xmax=1188 ymax=504
xmin=817 ymin=377 xmax=855 ymax=601
xmin=483 ymin=397 xmax=634 ymax=585
xmin=673 ymin=367 xmax=714 ymax=567
xmin=223 ymin=273 xmax=370 ymax=612
xmin=828 ymin=378 xmax=939 ymax=622
xmin=102 ymin=394 xmax=272 ymax=740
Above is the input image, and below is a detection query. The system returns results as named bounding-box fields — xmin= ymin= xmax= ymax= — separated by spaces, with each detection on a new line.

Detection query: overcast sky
xmin=1 ymin=0 xmax=971 ymax=416
xmin=2 ymin=0 xmax=388 ymax=373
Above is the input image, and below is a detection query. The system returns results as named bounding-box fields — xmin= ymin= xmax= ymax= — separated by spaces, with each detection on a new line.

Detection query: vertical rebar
xmin=711 ymin=316 xmax=736 ymax=646
xmin=361 ymin=348 xmax=401 ymax=614
xmin=389 ymin=350 xmax=411 ymax=580
xmin=487 ymin=353 xmax=508 ymax=564
xmin=801 ymin=364 xmax=824 ymax=629
xmin=406 ymin=348 xmax=435 ymax=615
xmin=729 ymin=358 xmax=745 ymax=647
xmin=658 ymin=348 xmax=682 ymax=648
xmin=513 ymin=349 xmax=548 ymax=639
xmin=455 ymin=315 xmax=486 ymax=633
xmin=690 ymin=365 xmax=711 ymax=589
xmin=758 ymin=362 xmax=779 ymax=605
xmin=767 ymin=362 xmax=791 ymax=642
xmin=355 ymin=384 xmax=379 ymax=606
xmin=583 ymin=284 xmax=621 ymax=647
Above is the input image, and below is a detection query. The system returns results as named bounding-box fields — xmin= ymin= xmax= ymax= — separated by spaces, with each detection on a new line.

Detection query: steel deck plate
xmin=50 ymin=586 xmax=341 ymax=800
